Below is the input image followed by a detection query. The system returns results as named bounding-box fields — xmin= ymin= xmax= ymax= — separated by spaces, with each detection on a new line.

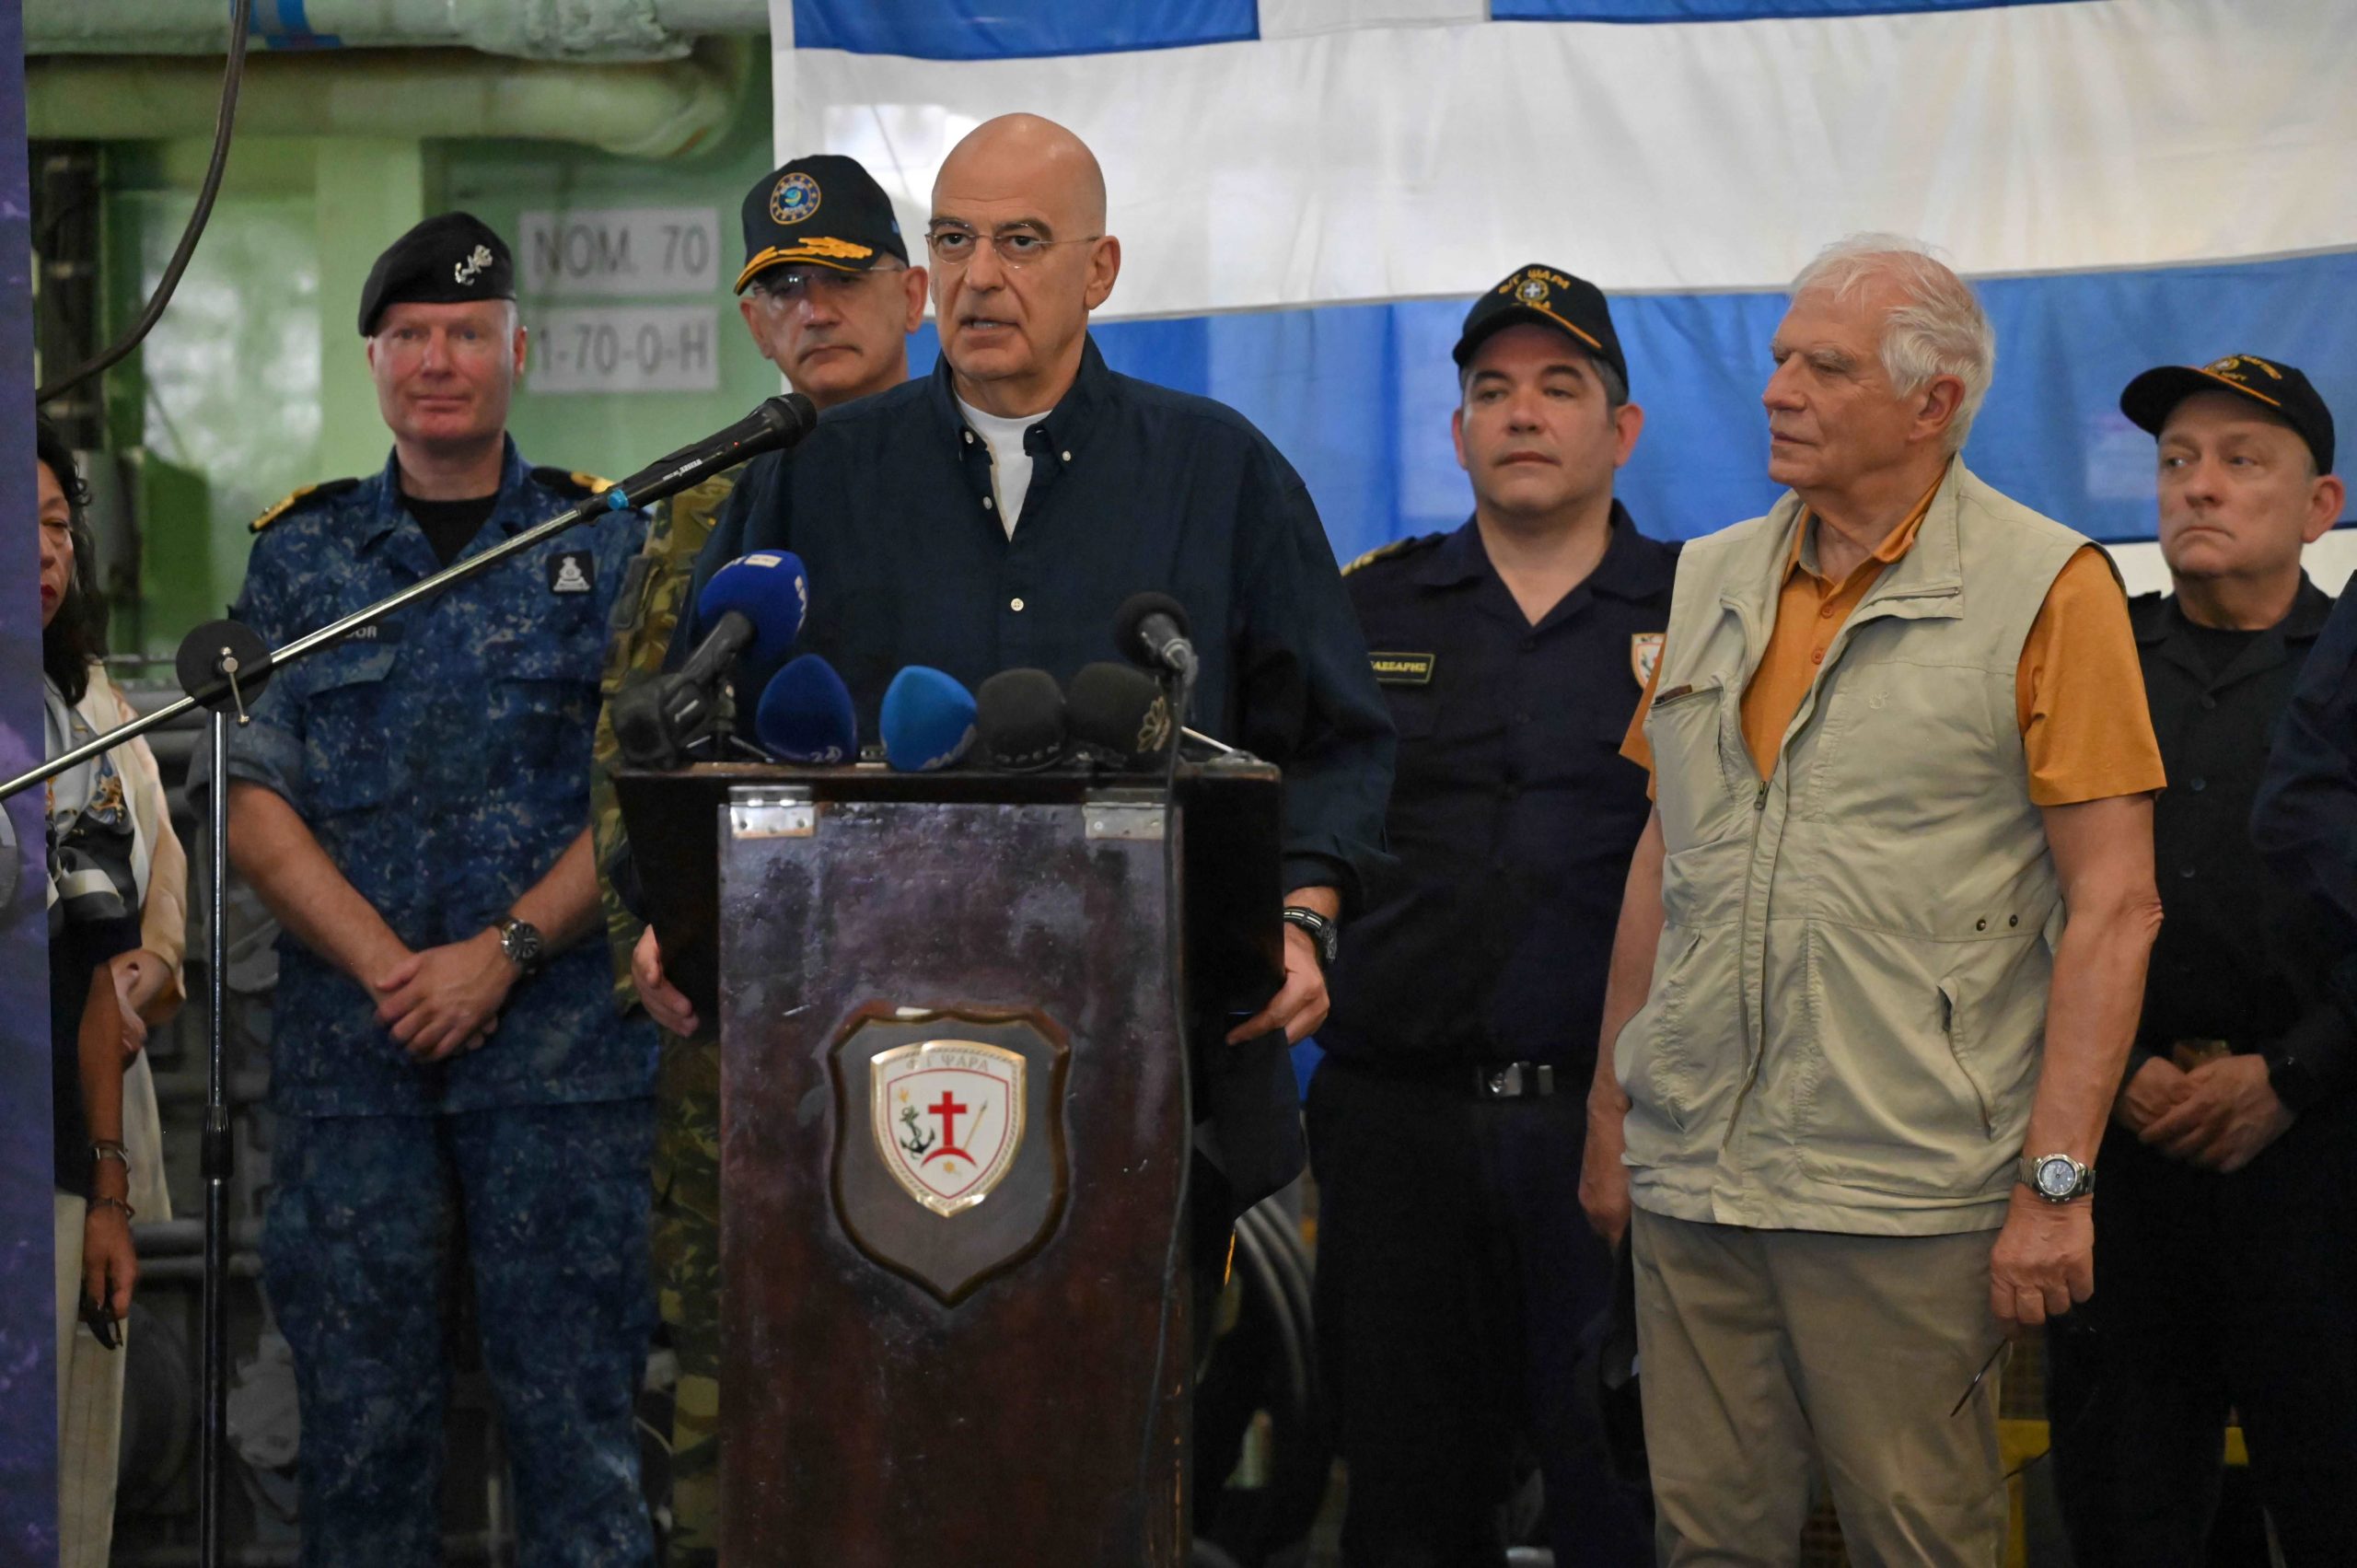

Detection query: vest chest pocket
xmin=1644 ymin=678 xmax=1746 ymax=853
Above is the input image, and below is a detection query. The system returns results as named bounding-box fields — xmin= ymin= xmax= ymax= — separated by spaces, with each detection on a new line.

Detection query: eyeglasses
xmin=750 ymin=264 xmax=905 ymax=309
xmin=923 ymin=224 xmax=1102 ymax=270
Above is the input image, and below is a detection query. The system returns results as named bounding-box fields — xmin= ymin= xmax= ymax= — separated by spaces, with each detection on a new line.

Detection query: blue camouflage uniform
xmin=222 ymin=440 xmax=658 ymax=1568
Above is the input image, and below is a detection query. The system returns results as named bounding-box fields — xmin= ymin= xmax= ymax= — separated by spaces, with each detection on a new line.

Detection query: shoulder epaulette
xmin=250 ymin=478 xmax=359 ymax=533
xmin=1342 ymin=533 xmax=1444 ymax=576
xmin=532 ymin=466 xmax=614 ymax=500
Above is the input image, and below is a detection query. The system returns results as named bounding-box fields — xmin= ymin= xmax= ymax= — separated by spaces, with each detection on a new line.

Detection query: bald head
xmin=928 ymin=112 xmax=1120 ymax=418
xmin=935 ymin=113 xmax=1108 ymax=234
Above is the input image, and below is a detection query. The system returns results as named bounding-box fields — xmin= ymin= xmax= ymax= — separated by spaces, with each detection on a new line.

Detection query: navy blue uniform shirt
xmin=2255 ymin=568 xmax=2357 ymax=1099
xmin=1320 ymin=508 xmax=1677 ymax=1072
xmin=682 ymin=336 xmax=1396 ymax=905
xmin=2136 ymin=581 xmax=2353 ymax=1099
xmin=222 ymin=440 xmax=656 ymax=1117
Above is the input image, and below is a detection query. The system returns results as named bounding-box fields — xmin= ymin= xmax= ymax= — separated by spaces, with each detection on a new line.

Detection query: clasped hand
xmin=373 ymin=929 xmax=515 ymax=1061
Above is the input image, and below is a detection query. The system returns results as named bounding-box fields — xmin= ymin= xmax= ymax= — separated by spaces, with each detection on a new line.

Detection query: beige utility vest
xmin=1620 ymin=461 xmax=2089 ymax=1236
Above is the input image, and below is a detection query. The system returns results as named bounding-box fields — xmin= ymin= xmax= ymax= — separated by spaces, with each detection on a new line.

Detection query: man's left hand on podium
xmin=1226 ymin=887 xmax=1339 ymax=1047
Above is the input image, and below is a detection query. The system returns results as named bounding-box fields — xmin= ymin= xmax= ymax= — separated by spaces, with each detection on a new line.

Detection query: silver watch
xmin=2019 ymin=1152 xmax=2096 ymax=1203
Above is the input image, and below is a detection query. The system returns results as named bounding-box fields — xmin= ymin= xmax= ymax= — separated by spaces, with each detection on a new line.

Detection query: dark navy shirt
xmin=683 ymin=336 xmax=1396 ymax=904
xmin=1320 ymin=509 xmax=1678 ymax=1073
xmin=222 ymin=441 xmax=656 ymax=1117
xmin=2138 ymin=580 xmax=2352 ymax=1099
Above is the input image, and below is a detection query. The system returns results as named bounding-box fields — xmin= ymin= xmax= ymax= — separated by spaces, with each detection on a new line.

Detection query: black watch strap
xmin=1282 ymin=906 xmax=1338 ymax=969
xmin=2266 ymin=1050 xmax=2323 ymax=1115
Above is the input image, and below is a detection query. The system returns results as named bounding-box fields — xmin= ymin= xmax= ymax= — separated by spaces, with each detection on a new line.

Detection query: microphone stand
xmin=0 ymin=394 xmax=813 ymax=1568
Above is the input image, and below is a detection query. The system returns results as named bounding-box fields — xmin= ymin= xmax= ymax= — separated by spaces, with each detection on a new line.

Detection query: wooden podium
xmin=616 ymin=761 xmax=1283 ymax=1567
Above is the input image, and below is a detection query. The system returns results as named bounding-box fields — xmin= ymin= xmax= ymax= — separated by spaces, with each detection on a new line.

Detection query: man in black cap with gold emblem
xmin=206 ymin=212 xmax=660 ymax=1566
xmin=1313 ymin=265 xmax=1669 ymax=1566
xmin=587 ymin=151 xmax=926 ymax=1565
xmin=2052 ymin=353 xmax=2357 ymax=1563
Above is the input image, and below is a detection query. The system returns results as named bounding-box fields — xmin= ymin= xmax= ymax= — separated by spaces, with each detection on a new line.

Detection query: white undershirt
xmin=957 ymin=397 xmax=1042 ymax=539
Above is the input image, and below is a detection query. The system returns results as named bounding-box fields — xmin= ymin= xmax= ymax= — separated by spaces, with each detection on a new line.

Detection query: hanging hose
xmin=34 ymin=0 xmax=253 ymax=405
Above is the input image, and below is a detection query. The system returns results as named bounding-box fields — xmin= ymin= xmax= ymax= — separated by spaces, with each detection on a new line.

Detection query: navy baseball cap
xmin=1453 ymin=263 xmax=1629 ymax=392
xmin=736 ymin=155 xmax=909 ymax=294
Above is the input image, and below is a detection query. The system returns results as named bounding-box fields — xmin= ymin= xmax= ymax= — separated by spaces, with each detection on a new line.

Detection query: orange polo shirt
xmin=1623 ymin=490 xmax=2165 ymax=806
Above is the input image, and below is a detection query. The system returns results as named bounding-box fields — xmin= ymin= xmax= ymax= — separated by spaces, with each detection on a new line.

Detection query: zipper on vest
xmin=1754 ymin=780 xmax=1768 ymax=810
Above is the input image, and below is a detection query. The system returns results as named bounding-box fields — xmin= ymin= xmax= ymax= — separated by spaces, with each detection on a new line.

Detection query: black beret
xmin=357 ymin=212 xmax=515 ymax=337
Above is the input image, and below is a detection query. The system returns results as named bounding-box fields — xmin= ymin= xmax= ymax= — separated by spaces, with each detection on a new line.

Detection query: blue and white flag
xmin=771 ymin=0 xmax=2357 ymax=580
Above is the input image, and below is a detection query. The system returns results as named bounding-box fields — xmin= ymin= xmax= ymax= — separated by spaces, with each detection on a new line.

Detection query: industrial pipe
xmin=26 ymin=43 xmax=742 ymax=160
xmin=25 ymin=0 xmax=770 ymax=64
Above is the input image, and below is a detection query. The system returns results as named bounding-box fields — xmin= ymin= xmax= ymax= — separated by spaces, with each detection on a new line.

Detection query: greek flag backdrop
xmin=771 ymin=0 xmax=2357 ymax=587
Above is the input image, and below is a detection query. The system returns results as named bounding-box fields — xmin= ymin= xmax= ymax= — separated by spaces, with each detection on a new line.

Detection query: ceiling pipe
xmin=24 ymin=0 xmax=771 ymax=64
xmin=25 ymin=41 xmax=747 ymax=159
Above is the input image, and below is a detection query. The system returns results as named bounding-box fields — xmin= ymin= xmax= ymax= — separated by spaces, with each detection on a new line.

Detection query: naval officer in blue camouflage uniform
xmin=213 ymin=214 xmax=658 ymax=1566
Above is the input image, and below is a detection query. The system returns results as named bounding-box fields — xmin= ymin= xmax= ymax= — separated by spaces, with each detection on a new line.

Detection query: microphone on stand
xmin=975 ymin=668 xmax=1069 ymax=770
xmin=755 ymin=654 xmax=858 ymax=764
xmin=880 ymin=667 xmax=978 ymax=772
xmin=1113 ymin=591 xmax=1198 ymax=682
xmin=1066 ymin=661 xmax=1178 ymax=771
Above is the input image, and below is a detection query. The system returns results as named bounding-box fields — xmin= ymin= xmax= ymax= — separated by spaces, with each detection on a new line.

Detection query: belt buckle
xmin=1480 ymin=1063 xmax=1555 ymax=1099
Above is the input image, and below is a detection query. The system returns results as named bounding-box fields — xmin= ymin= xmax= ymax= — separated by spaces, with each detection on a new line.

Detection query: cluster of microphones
xmin=610 ymin=552 xmax=1200 ymax=776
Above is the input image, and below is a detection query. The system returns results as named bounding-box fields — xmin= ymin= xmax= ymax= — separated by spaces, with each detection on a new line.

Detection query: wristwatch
xmin=1281 ymin=907 xmax=1339 ymax=970
xmin=2263 ymin=1049 xmax=2323 ymax=1116
xmin=495 ymin=915 xmax=545 ymax=976
xmin=2018 ymin=1152 xmax=2096 ymax=1203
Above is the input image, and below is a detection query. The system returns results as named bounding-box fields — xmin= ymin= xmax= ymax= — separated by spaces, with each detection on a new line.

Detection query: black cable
xmin=35 ymin=0 xmax=253 ymax=405
xmin=1132 ymin=660 xmax=1199 ymax=1546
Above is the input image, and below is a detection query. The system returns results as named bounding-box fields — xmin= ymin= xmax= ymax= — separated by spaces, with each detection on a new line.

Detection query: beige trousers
xmin=1631 ymin=1207 xmax=2010 ymax=1568
xmin=54 ymin=1192 xmax=128 ymax=1568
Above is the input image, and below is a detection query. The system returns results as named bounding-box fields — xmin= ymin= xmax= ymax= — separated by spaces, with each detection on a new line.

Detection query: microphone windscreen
xmin=754 ymin=654 xmax=857 ymax=764
xmin=880 ymin=666 xmax=977 ymax=772
xmin=1112 ymin=591 xmax=1190 ymax=668
xmin=697 ymin=552 xmax=808 ymax=667
xmin=975 ymin=668 xmax=1068 ymax=770
xmin=1065 ymin=661 xmax=1177 ymax=769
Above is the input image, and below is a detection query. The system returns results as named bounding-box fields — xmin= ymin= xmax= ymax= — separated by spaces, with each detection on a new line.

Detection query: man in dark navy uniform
xmin=1312 ymin=265 xmax=1670 ymax=1568
xmin=2069 ymin=354 xmax=2357 ymax=1564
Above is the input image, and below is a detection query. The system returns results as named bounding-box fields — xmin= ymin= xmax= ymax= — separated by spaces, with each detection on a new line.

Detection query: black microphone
xmin=1113 ymin=591 xmax=1198 ymax=681
xmin=975 ymin=668 xmax=1070 ymax=770
xmin=1066 ymin=661 xmax=1177 ymax=770
xmin=603 ymin=394 xmax=819 ymax=513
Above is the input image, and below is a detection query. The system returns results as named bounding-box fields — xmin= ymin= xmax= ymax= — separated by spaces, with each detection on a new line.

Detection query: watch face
xmin=2035 ymin=1156 xmax=2079 ymax=1198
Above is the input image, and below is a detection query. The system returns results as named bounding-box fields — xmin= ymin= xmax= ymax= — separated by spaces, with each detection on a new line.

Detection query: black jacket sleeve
xmin=1228 ymin=450 xmax=1396 ymax=914
xmin=2254 ymin=577 xmax=2357 ymax=936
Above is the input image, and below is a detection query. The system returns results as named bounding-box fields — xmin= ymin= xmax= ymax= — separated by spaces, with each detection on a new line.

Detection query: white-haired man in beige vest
xmin=1579 ymin=236 xmax=2167 ymax=1564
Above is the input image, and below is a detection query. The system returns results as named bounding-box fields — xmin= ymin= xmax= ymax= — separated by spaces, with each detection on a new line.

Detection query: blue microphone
xmin=880 ymin=667 xmax=977 ymax=772
xmin=755 ymin=654 xmax=857 ymax=764
xmin=689 ymin=550 xmax=808 ymax=676
xmin=613 ymin=551 xmax=810 ymax=769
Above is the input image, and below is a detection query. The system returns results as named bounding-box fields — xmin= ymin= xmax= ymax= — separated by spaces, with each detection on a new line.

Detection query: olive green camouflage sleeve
xmin=590 ymin=471 xmax=739 ymax=1009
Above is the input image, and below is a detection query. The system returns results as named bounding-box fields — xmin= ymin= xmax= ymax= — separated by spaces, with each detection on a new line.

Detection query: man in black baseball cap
xmin=733 ymin=153 xmax=927 ymax=408
xmin=1314 ymin=260 xmax=1663 ymax=1566
xmin=2121 ymin=352 xmax=2337 ymax=475
xmin=2055 ymin=354 xmax=2357 ymax=1565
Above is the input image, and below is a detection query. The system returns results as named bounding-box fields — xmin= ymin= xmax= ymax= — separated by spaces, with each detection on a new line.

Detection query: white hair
xmin=1790 ymin=234 xmax=1996 ymax=453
